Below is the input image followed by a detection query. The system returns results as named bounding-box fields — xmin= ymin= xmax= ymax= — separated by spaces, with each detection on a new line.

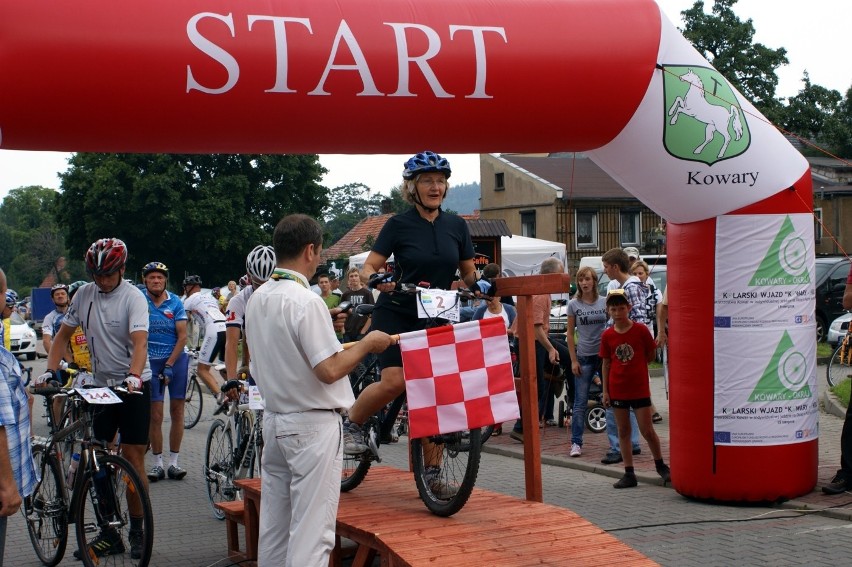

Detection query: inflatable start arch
xmin=0 ymin=0 xmax=816 ymax=501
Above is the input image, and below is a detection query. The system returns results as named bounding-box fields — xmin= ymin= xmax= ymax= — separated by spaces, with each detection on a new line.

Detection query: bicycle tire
xmin=23 ymin=445 xmax=68 ymax=566
xmin=74 ymin=453 xmax=153 ymax=567
xmin=479 ymin=425 xmax=495 ymax=445
xmin=183 ymin=375 xmax=203 ymax=430
xmin=411 ymin=428 xmax=481 ymax=517
xmin=341 ymin=453 xmax=372 ymax=492
xmin=205 ymin=418 xmax=235 ymax=520
xmin=236 ymin=410 xmax=255 ymax=479
xmin=827 ymin=342 xmax=852 ymax=388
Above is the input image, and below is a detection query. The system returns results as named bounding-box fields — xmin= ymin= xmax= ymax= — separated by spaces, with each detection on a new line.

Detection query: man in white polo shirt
xmin=245 ymin=214 xmax=393 ymax=566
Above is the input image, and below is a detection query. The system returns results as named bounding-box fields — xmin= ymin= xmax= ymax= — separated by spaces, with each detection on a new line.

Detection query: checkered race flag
xmin=399 ymin=317 xmax=520 ymax=439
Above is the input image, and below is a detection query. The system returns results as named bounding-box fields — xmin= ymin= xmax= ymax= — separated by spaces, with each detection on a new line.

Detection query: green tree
xmin=822 ymin=86 xmax=852 ymax=158
xmin=56 ymin=153 xmax=328 ymax=285
xmin=0 ymin=186 xmax=80 ymax=292
xmin=781 ymin=73 xmax=843 ymax=150
xmin=322 ymin=183 xmax=384 ymax=244
xmin=679 ymin=0 xmax=788 ymax=123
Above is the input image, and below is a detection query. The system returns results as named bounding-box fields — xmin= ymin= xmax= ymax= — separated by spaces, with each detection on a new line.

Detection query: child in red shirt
xmin=599 ymin=289 xmax=671 ymax=488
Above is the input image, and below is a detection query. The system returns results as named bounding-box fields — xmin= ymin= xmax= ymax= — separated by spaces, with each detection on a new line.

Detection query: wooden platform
xmin=234 ymin=468 xmax=655 ymax=566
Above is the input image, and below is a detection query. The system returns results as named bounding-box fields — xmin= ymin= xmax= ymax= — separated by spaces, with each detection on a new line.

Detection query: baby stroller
xmin=557 ymin=371 xmax=606 ymax=433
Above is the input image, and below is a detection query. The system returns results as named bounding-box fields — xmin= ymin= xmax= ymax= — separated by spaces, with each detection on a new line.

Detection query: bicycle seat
xmin=355 ymin=304 xmax=375 ymax=316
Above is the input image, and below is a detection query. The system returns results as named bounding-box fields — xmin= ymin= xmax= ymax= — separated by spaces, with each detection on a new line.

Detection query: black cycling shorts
xmin=93 ymin=381 xmax=151 ymax=446
xmin=610 ymin=397 xmax=652 ymax=410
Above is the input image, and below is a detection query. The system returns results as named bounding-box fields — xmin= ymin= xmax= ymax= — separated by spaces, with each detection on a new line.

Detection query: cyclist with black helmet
xmin=344 ymin=152 xmax=478 ymax=495
xmin=38 ymin=237 xmax=152 ymax=560
xmin=141 ymin=262 xmax=191 ymax=482
xmin=182 ymin=274 xmax=228 ymax=403
xmin=223 ymin=245 xmax=276 ymax=390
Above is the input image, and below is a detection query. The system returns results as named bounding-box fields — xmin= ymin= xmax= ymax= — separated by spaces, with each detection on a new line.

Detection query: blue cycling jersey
xmin=144 ymin=290 xmax=188 ymax=360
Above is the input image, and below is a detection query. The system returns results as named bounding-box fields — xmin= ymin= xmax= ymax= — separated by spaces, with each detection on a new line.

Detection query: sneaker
xmin=613 ymin=473 xmax=638 ymax=489
xmin=656 ymin=463 xmax=671 ymax=483
xmin=601 ymin=451 xmax=623 ymax=465
xmin=652 ymin=412 xmax=663 ymax=423
xmin=509 ymin=430 xmax=524 ymax=443
xmin=424 ymin=466 xmax=458 ymax=500
xmin=167 ymin=464 xmax=187 ymax=480
xmin=147 ymin=465 xmax=165 ymax=482
xmin=632 ymin=446 xmax=641 ymax=455
xmin=569 ymin=443 xmax=582 ymax=458
xmin=129 ymin=529 xmax=143 ymax=560
xmin=73 ymin=529 xmax=124 ymax=559
xmin=823 ymin=474 xmax=849 ymax=495
xmin=343 ymin=422 xmax=368 ymax=455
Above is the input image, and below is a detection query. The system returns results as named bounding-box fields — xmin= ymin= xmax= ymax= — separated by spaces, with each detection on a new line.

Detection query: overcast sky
xmin=1 ymin=0 xmax=849 ymax=200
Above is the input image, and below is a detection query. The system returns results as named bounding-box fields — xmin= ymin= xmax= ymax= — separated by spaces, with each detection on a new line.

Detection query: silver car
xmin=827 ymin=312 xmax=852 ymax=348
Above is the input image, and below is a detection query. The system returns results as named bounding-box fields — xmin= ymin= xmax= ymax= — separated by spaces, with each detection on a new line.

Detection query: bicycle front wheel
xmin=74 ymin=454 xmax=153 ymax=567
xmin=23 ymin=445 xmax=68 ymax=566
xmin=411 ymin=428 xmax=481 ymax=517
xmin=183 ymin=376 xmax=203 ymax=430
xmin=205 ymin=418 xmax=235 ymax=520
xmin=828 ymin=342 xmax=852 ymax=388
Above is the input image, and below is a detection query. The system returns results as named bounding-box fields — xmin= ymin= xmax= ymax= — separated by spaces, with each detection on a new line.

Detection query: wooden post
xmin=493 ymin=273 xmax=571 ymax=502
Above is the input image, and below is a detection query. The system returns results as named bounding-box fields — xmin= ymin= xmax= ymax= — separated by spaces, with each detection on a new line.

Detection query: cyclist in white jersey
xmin=182 ymin=275 xmax=227 ymax=402
xmin=224 ymin=246 xmax=276 ymax=389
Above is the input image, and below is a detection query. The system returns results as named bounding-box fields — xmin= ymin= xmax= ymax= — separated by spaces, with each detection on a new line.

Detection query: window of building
xmin=495 ymin=172 xmax=505 ymax=191
xmin=620 ymin=210 xmax=641 ymax=246
xmin=520 ymin=210 xmax=536 ymax=238
xmin=575 ymin=210 xmax=597 ymax=249
xmin=814 ymin=207 xmax=823 ymax=243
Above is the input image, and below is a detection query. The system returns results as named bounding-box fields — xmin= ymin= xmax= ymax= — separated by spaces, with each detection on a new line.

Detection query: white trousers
xmin=257 ymin=409 xmax=342 ymax=567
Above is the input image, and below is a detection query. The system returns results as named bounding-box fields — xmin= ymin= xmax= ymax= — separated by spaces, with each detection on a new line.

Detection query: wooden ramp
xmin=332 ymin=466 xmax=657 ymax=567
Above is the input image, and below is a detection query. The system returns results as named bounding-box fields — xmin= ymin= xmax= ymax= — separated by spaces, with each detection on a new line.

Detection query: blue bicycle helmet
xmin=5 ymin=290 xmax=17 ymax=307
xmin=402 ymin=151 xmax=451 ymax=180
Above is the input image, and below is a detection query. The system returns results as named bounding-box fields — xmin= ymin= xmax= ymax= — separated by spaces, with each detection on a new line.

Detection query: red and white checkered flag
xmin=399 ymin=317 xmax=519 ymax=439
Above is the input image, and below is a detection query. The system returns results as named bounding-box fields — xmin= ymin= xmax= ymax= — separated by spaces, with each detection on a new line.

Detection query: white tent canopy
xmin=348 ymin=235 xmax=567 ymax=277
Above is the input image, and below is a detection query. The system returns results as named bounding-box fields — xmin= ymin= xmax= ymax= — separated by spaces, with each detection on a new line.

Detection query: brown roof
xmin=465 ymin=218 xmax=512 ymax=238
xmin=500 ymin=154 xmax=636 ymax=199
xmin=322 ymin=214 xmax=394 ymax=260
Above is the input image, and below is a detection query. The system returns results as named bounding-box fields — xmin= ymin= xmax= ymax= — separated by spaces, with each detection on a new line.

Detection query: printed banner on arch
xmin=399 ymin=317 xmax=519 ymax=439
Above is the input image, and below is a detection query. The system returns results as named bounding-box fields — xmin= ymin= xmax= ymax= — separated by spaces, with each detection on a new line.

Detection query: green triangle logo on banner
xmin=748 ymin=330 xmax=811 ymax=402
xmin=748 ymin=215 xmax=810 ymax=286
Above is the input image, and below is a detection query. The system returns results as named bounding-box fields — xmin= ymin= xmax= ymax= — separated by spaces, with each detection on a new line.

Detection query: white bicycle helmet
xmin=246 ymin=245 xmax=276 ymax=284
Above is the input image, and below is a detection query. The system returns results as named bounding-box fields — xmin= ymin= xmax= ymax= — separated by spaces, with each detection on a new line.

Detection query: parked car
xmin=814 ymin=256 xmax=851 ymax=342
xmin=8 ymin=311 xmax=37 ymax=360
xmin=827 ymin=312 xmax=851 ymax=348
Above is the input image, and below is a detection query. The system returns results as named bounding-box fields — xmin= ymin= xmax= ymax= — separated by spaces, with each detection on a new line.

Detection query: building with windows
xmin=479 ymin=153 xmax=664 ymax=271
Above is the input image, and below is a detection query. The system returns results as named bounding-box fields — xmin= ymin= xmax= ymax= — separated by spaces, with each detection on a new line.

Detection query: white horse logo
xmin=667 ymin=69 xmax=743 ymax=159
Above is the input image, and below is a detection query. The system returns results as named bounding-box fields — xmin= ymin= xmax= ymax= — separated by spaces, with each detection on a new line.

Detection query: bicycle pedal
xmin=368 ymin=430 xmax=381 ymax=462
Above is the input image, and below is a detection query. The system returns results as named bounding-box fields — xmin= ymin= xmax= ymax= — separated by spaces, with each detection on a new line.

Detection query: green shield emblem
xmin=663 ymin=65 xmax=750 ymax=165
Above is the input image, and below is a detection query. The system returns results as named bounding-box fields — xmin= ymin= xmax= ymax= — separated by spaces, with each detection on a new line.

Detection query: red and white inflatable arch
xmin=0 ymin=0 xmax=815 ymax=501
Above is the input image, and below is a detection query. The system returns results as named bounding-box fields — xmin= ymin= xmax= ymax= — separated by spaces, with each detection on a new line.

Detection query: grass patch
xmin=832 ymin=380 xmax=850 ymax=409
xmin=818 ymin=341 xmax=834 ymax=359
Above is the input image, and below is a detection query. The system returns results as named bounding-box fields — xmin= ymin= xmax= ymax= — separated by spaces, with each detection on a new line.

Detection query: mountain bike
xmin=827 ymin=329 xmax=852 ymax=388
xmin=183 ymin=349 xmax=204 ymax=429
xmin=341 ymin=287 xmax=484 ymax=517
xmin=24 ymin=383 xmax=154 ymax=567
xmin=203 ymin=383 xmax=263 ymax=519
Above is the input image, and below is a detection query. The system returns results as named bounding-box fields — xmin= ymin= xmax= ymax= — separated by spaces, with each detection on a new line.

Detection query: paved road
xmin=6 ymin=356 xmax=852 ymax=566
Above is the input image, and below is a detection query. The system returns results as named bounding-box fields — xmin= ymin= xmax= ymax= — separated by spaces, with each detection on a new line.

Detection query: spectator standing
xmin=340 ymin=268 xmax=374 ymax=342
xmin=824 ymin=265 xmax=852 ymax=494
xmin=508 ymin=258 xmax=569 ymax=442
xmin=182 ymin=275 xmax=228 ymax=403
xmin=39 ymin=238 xmax=152 ymax=559
xmin=41 ymin=284 xmax=71 ymax=358
xmin=141 ymin=262 xmax=190 ymax=482
xmin=224 ymin=245 xmax=276 ymax=387
xmin=0 ymin=268 xmax=37 ymax=566
xmin=565 ymin=266 xmax=608 ymax=458
xmin=245 ymin=214 xmax=393 ymax=565
xmin=600 ymin=289 xmax=670 ymax=488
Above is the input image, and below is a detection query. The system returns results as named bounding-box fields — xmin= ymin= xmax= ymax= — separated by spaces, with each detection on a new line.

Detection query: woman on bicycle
xmin=344 ymin=152 xmax=478 ymax=481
